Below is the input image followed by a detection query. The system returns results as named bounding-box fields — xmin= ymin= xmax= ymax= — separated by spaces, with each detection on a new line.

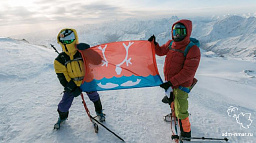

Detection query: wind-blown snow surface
xmin=0 ymin=38 xmax=256 ymax=143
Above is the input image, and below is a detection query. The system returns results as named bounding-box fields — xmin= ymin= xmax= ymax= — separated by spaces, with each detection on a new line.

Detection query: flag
xmin=79 ymin=40 xmax=163 ymax=92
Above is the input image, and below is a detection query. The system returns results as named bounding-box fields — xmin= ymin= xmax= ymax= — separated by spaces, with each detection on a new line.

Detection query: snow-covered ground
xmin=0 ymin=37 xmax=255 ymax=143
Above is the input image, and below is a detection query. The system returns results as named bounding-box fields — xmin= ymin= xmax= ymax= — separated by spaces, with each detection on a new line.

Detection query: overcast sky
xmin=1 ymin=0 xmax=256 ymax=37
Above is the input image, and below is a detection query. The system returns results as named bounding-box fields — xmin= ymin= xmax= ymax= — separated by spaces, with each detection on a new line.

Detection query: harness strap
xmin=64 ymin=57 xmax=83 ymax=66
xmin=170 ymin=48 xmax=184 ymax=54
xmin=168 ymin=38 xmax=199 ymax=57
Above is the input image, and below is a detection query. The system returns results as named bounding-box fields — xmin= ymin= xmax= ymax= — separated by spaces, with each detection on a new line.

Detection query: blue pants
xmin=58 ymin=91 xmax=100 ymax=112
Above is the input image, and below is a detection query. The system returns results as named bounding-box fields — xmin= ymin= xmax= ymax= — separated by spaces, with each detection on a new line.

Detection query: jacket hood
xmin=171 ymin=19 xmax=192 ymax=47
xmin=57 ymin=28 xmax=79 ymax=55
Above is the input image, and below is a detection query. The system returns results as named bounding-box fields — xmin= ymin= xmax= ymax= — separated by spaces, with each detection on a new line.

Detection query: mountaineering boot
xmin=94 ymin=99 xmax=105 ymax=122
xmin=179 ymin=118 xmax=191 ymax=141
xmin=58 ymin=109 xmax=69 ymax=120
xmin=96 ymin=111 xmax=106 ymax=122
xmin=181 ymin=131 xmax=191 ymax=141
xmin=54 ymin=117 xmax=67 ymax=130
xmin=54 ymin=110 xmax=69 ymax=129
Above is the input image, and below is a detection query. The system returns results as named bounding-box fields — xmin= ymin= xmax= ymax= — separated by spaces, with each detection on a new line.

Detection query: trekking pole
xmin=90 ymin=113 xmax=125 ymax=142
xmin=80 ymin=93 xmax=125 ymax=142
xmin=50 ymin=44 xmax=60 ymax=54
xmin=181 ymin=136 xmax=228 ymax=142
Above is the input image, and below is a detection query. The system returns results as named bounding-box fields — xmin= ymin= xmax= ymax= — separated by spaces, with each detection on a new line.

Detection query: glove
xmin=160 ymin=81 xmax=172 ymax=90
xmin=71 ymin=87 xmax=82 ymax=97
xmin=64 ymin=80 xmax=77 ymax=93
xmin=148 ymin=35 xmax=158 ymax=45
xmin=148 ymin=35 xmax=155 ymax=42
xmin=162 ymin=92 xmax=174 ymax=105
xmin=165 ymin=87 xmax=173 ymax=98
xmin=76 ymin=43 xmax=90 ymax=50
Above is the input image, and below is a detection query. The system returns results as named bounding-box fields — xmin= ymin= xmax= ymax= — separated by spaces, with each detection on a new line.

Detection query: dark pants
xmin=58 ymin=91 xmax=100 ymax=112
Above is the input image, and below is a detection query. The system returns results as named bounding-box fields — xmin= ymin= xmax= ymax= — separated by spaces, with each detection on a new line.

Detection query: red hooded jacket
xmin=155 ymin=19 xmax=201 ymax=88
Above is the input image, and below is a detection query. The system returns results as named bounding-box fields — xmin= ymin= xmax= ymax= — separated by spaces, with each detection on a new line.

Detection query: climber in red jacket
xmin=148 ymin=19 xmax=201 ymax=140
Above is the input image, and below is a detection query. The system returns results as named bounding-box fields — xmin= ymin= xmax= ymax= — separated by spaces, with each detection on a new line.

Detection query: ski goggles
xmin=172 ymin=24 xmax=187 ymax=37
xmin=60 ymin=39 xmax=75 ymax=44
xmin=59 ymin=29 xmax=76 ymax=44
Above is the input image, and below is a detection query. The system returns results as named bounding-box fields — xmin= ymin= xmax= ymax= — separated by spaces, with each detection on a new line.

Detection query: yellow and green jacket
xmin=54 ymin=29 xmax=85 ymax=88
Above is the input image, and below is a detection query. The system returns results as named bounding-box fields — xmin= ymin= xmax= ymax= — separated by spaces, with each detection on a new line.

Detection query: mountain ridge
xmin=11 ymin=15 xmax=256 ymax=58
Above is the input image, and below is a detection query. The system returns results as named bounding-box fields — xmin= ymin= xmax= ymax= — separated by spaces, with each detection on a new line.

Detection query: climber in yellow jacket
xmin=54 ymin=28 xmax=105 ymax=129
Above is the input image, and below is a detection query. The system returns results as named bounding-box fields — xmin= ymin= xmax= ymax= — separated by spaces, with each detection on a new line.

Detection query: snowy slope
xmin=0 ymin=38 xmax=256 ymax=143
xmin=12 ymin=15 xmax=256 ymax=59
xmin=196 ymin=16 xmax=256 ymax=58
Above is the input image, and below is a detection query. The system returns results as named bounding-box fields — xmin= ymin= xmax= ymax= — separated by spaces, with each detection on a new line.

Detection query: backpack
xmin=168 ymin=38 xmax=200 ymax=57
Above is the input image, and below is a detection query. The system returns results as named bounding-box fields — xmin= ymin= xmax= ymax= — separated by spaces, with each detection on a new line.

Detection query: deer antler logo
xmin=98 ymin=42 xmax=134 ymax=75
xmin=115 ymin=42 xmax=134 ymax=75
xmin=98 ymin=45 xmax=108 ymax=67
